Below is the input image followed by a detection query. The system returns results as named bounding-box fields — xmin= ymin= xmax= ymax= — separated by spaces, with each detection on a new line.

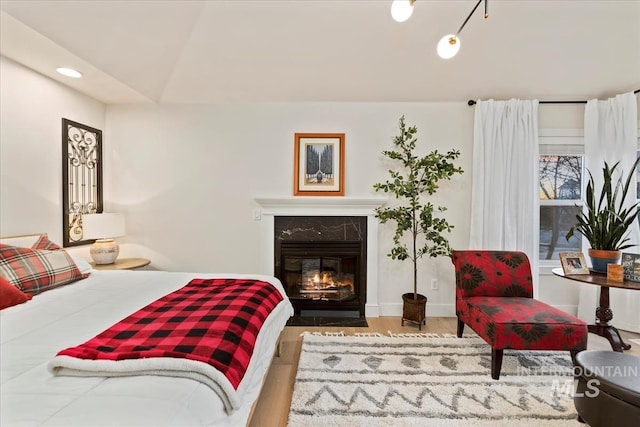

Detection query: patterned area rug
xmin=288 ymin=333 xmax=581 ymax=426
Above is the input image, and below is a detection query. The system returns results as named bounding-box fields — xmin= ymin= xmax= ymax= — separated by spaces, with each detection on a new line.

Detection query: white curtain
xmin=579 ymin=91 xmax=640 ymax=332
xmin=470 ymin=99 xmax=540 ymax=296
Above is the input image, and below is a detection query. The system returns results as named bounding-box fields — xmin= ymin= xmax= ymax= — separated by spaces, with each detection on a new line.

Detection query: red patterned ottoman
xmin=452 ymin=250 xmax=588 ymax=379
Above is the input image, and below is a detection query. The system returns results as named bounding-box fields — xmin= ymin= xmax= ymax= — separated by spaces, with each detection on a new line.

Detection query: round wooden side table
xmin=90 ymin=258 xmax=151 ymax=271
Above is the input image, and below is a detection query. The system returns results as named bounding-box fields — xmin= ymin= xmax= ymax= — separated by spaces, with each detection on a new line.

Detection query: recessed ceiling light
xmin=56 ymin=67 xmax=83 ymax=78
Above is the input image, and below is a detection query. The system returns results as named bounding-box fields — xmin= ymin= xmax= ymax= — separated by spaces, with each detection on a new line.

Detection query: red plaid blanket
xmin=54 ymin=278 xmax=283 ymax=391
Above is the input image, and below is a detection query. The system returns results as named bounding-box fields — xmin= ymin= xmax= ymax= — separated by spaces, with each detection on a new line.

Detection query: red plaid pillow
xmin=32 ymin=234 xmax=62 ymax=250
xmin=0 ymin=244 xmax=85 ymax=295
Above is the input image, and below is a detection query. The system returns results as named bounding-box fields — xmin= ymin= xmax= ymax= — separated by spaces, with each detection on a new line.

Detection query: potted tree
xmin=373 ymin=116 xmax=463 ymax=328
xmin=566 ymin=157 xmax=640 ymax=272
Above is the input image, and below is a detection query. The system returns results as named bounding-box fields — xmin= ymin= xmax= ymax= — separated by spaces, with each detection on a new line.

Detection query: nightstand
xmin=90 ymin=258 xmax=151 ymax=271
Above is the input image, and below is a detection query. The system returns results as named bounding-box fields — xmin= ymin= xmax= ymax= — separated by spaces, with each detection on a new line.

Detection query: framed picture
xmin=559 ymin=252 xmax=590 ymax=275
xmin=293 ymin=133 xmax=345 ymax=196
xmin=622 ymin=252 xmax=640 ymax=282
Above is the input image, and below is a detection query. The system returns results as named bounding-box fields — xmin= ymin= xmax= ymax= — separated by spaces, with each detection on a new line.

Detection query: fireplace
xmin=274 ymin=216 xmax=367 ymax=321
xmin=278 ymin=241 xmax=365 ymax=316
xmin=254 ymin=196 xmax=387 ymax=319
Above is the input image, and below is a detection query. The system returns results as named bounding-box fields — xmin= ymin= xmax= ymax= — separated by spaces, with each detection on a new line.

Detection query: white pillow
xmin=70 ymin=255 xmax=93 ymax=274
xmin=0 ymin=234 xmax=41 ymax=248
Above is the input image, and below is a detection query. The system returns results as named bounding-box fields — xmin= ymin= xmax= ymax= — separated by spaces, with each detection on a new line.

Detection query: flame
xmin=305 ymin=272 xmax=336 ymax=289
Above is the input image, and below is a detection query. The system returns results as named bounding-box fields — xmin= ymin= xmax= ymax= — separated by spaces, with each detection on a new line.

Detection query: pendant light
xmin=437 ymin=0 xmax=488 ymax=59
xmin=436 ymin=35 xmax=461 ymax=59
xmin=389 ymin=0 xmax=489 ymax=59
xmin=390 ymin=0 xmax=415 ymax=23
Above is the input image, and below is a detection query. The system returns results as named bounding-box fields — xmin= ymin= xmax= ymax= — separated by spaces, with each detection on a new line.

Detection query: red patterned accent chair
xmin=451 ymin=250 xmax=588 ymax=380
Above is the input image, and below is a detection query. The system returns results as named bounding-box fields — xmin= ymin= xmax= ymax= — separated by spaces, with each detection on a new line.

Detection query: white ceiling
xmin=1 ymin=0 xmax=639 ymax=105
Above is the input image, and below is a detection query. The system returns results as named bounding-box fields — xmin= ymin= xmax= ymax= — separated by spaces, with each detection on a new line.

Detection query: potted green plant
xmin=566 ymin=157 xmax=640 ymax=272
xmin=373 ymin=116 xmax=463 ymax=328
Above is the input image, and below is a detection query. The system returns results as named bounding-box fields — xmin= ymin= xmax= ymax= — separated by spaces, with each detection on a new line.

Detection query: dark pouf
xmin=574 ymin=350 xmax=640 ymax=427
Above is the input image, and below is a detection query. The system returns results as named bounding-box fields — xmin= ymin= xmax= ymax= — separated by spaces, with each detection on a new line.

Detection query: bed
xmin=0 ymin=234 xmax=294 ymax=426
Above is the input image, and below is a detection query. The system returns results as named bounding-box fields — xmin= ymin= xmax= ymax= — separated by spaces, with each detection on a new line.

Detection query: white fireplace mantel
xmin=254 ymin=196 xmax=388 ymax=215
xmin=254 ymin=196 xmax=388 ymax=317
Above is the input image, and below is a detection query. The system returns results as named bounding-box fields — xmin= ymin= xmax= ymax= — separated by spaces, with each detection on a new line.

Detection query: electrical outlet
xmin=431 ymin=279 xmax=439 ymax=290
xmin=252 ymin=209 xmax=261 ymax=220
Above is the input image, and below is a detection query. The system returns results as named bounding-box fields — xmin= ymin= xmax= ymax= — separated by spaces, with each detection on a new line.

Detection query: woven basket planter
xmin=401 ymin=293 xmax=427 ymax=330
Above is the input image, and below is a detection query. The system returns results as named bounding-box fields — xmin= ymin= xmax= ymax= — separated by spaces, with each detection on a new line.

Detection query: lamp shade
xmin=82 ymin=213 xmax=126 ymax=240
xmin=390 ymin=0 xmax=414 ymax=23
xmin=437 ymin=34 xmax=461 ymax=59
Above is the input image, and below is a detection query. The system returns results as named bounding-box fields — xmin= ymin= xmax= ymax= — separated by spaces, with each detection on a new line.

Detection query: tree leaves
xmin=373 ymin=116 xmax=464 ymax=294
xmin=566 ymin=157 xmax=640 ymax=251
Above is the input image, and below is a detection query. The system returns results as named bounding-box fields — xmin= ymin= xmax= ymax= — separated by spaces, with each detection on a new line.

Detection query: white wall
xmin=2 ymin=54 xmax=596 ymax=317
xmin=104 ymin=103 xmax=474 ymax=316
xmin=105 ymin=102 xmax=590 ymax=316
xmin=0 ymin=56 xmax=105 ymax=245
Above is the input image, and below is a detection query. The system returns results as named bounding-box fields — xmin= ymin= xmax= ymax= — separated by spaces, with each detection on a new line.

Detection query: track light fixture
xmin=390 ymin=0 xmax=489 ymax=59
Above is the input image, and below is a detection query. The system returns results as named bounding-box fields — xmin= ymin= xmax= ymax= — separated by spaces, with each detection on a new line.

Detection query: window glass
xmin=637 ymin=150 xmax=640 ymax=200
xmin=539 ymin=155 xmax=582 ymax=200
xmin=539 ymin=155 xmax=583 ymax=260
xmin=540 ymin=205 xmax=582 ymax=260
xmin=636 ymin=150 xmax=639 ymax=227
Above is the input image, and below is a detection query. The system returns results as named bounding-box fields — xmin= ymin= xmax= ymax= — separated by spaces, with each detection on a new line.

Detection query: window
xmin=637 ymin=150 xmax=640 ymax=227
xmin=637 ymin=150 xmax=640 ymax=200
xmin=539 ymin=154 xmax=584 ymax=260
xmin=537 ymin=129 xmax=640 ymax=267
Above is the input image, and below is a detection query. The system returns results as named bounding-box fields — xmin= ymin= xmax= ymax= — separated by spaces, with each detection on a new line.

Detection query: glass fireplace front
xmin=276 ymin=240 xmax=364 ymax=315
xmin=283 ymin=254 xmax=356 ymax=302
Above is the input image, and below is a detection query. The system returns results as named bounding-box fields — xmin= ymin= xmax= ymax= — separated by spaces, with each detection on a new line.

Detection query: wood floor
xmin=248 ymin=316 xmax=640 ymax=427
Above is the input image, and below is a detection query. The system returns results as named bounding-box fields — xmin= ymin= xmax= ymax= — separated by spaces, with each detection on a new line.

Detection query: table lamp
xmin=82 ymin=213 xmax=126 ymax=264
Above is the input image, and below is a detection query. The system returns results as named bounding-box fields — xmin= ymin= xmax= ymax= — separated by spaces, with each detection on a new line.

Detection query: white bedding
xmin=0 ymin=269 xmax=293 ymax=426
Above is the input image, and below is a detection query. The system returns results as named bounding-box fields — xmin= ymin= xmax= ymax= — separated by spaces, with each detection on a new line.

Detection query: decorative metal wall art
xmin=62 ymin=118 xmax=103 ymax=247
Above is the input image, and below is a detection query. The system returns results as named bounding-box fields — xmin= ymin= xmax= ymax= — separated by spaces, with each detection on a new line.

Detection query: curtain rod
xmin=467 ymin=89 xmax=640 ymax=106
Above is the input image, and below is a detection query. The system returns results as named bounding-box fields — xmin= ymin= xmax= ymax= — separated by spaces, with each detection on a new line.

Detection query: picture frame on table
xmin=293 ymin=133 xmax=345 ymax=196
xmin=622 ymin=252 xmax=640 ymax=282
xmin=559 ymin=252 xmax=590 ymax=275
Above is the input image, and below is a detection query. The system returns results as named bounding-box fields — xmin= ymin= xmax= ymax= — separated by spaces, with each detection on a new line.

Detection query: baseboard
xmin=549 ymin=304 xmax=578 ymax=316
xmin=364 ymin=303 xmax=379 ymax=318
xmin=375 ymin=302 xmax=577 ymax=319
xmin=611 ymin=320 xmax=640 ymax=334
xmin=378 ymin=302 xmax=455 ymax=317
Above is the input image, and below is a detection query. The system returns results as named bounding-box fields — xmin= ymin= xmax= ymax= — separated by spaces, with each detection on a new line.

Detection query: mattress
xmin=0 ymin=269 xmax=293 ymax=426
